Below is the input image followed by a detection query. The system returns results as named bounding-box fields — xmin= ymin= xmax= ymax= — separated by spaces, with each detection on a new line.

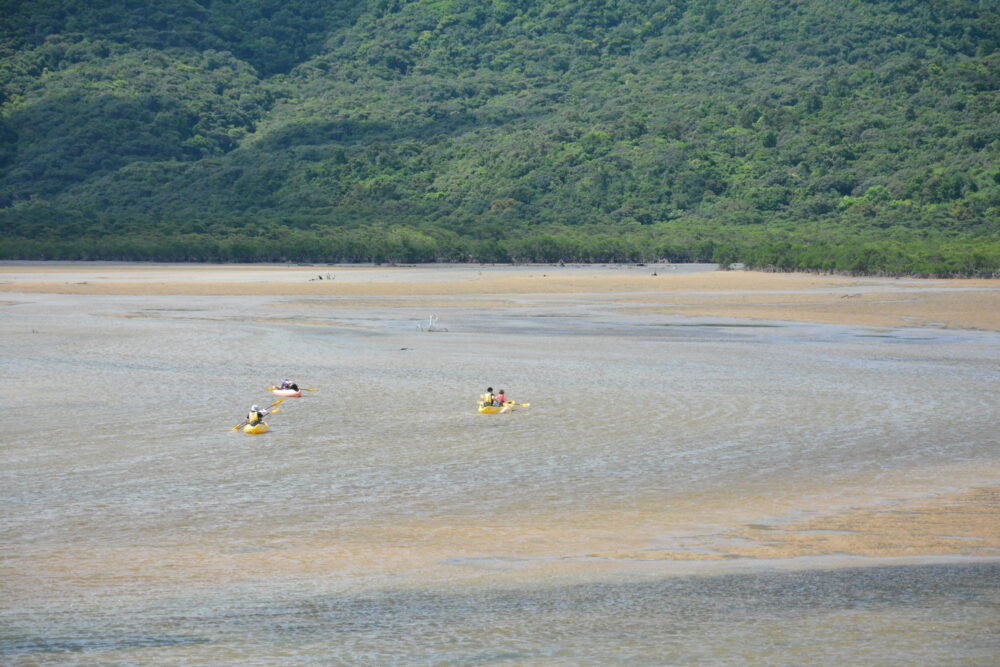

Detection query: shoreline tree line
xmin=1 ymin=0 xmax=997 ymax=277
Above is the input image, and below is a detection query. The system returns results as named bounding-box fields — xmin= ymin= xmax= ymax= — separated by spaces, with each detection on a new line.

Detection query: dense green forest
xmin=1 ymin=0 xmax=998 ymax=275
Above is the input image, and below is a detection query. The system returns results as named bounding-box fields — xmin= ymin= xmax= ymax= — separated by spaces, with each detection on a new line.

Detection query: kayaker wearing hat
xmin=246 ymin=404 xmax=270 ymax=426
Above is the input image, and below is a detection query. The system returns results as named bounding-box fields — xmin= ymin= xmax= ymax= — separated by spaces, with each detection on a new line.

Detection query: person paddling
xmin=482 ymin=387 xmax=495 ymax=406
xmin=245 ymin=404 xmax=270 ymax=427
xmin=495 ymin=389 xmax=507 ymax=406
xmin=279 ymin=378 xmax=299 ymax=391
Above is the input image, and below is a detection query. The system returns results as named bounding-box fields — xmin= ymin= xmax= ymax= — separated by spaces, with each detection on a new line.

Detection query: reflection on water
xmin=1 ymin=265 xmax=998 ymax=663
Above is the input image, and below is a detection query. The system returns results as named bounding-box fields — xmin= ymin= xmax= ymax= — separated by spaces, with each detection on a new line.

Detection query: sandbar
xmin=2 ymin=262 xmax=999 ymax=330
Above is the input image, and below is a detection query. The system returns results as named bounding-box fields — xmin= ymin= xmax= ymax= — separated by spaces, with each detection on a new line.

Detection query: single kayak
xmin=243 ymin=422 xmax=270 ymax=434
xmin=271 ymin=388 xmax=302 ymax=398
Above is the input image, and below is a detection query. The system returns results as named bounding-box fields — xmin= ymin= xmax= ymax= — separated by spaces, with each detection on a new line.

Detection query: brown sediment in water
xmin=725 ymin=485 xmax=1000 ymax=559
xmin=9 ymin=485 xmax=998 ymax=595
xmin=1 ymin=264 xmax=998 ymax=330
xmin=594 ymin=485 xmax=1000 ymax=562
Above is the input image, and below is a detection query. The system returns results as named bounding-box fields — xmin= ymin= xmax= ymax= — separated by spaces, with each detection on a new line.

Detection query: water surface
xmin=2 ymin=264 xmax=998 ymax=663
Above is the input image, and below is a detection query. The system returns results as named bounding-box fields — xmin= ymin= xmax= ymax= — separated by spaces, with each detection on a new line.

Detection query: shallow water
xmin=1 ymin=264 xmax=998 ymax=664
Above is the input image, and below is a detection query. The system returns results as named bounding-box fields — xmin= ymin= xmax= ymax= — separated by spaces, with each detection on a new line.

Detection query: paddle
xmin=230 ymin=398 xmax=284 ymax=431
xmin=265 ymin=386 xmax=317 ymax=392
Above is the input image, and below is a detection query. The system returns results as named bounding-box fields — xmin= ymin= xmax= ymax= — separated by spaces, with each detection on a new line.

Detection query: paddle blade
xmin=305 ymin=387 xmax=317 ymax=391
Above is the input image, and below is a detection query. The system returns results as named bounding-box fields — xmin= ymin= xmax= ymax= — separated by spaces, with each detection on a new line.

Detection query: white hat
xmin=251 ymin=404 xmax=259 ymax=411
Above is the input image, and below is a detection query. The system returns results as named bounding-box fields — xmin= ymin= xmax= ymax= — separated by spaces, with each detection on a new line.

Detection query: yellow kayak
xmin=477 ymin=402 xmax=513 ymax=414
xmin=243 ymin=422 xmax=270 ymax=434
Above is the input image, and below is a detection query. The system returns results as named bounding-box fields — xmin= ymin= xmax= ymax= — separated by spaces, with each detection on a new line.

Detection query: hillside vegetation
xmin=1 ymin=0 xmax=998 ymax=275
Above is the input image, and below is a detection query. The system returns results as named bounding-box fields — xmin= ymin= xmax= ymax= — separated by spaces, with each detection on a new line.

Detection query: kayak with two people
xmin=267 ymin=379 xmax=319 ymax=398
xmin=477 ymin=386 xmax=529 ymax=414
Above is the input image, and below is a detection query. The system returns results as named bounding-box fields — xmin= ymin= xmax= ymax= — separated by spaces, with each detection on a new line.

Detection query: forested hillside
xmin=1 ymin=0 xmax=998 ymax=275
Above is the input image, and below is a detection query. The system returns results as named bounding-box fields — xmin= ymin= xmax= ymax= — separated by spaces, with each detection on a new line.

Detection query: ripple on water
xmin=5 ymin=562 xmax=994 ymax=663
xmin=0 ymin=634 xmax=210 ymax=657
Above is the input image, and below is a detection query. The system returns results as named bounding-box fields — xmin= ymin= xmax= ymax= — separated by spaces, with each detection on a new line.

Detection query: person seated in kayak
xmin=246 ymin=404 xmax=270 ymax=426
xmin=482 ymin=387 xmax=495 ymax=406
xmin=279 ymin=379 xmax=299 ymax=391
xmin=495 ymin=389 xmax=507 ymax=406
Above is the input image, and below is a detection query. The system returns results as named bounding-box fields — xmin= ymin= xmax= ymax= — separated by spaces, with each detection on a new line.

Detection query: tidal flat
xmin=1 ymin=262 xmax=998 ymax=664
